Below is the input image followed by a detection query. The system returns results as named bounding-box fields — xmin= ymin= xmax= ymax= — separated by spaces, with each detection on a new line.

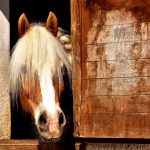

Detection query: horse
xmin=9 ymin=12 xmax=72 ymax=141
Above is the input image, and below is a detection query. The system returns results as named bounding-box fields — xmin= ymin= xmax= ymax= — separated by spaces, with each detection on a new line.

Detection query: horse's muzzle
xmin=37 ymin=111 xmax=66 ymax=139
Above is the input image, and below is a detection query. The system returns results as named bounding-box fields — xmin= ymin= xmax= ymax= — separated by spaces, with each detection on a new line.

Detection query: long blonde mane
xmin=10 ymin=24 xmax=71 ymax=97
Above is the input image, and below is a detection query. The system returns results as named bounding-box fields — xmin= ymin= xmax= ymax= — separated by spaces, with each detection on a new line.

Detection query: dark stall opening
xmin=10 ymin=0 xmax=71 ymax=49
xmin=10 ymin=0 xmax=73 ymax=144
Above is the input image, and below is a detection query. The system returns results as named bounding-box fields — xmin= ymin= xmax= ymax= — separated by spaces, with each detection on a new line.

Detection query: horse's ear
xmin=46 ymin=11 xmax=58 ymax=36
xmin=18 ymin=13 xmax=30 ymax=37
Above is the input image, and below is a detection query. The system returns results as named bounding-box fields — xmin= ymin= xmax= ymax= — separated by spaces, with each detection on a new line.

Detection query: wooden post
xmin=0 ymin=0 xmax=10 ymax=139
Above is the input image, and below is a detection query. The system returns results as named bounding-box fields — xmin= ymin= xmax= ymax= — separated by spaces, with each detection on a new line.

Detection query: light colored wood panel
xmin=82 ymin=41 xmax=150 ymax=61
xmin=103 ymin=9 xmax=138 ymax=25
xmin=82 ymin=23 xmax=149 ymax=45
xmin=81 ymin=95 xmax=150 ymax=113
xmin=82 ymin=59 xmax=150 ymax=79
xmin=82 ymin=77 xmax=150 ymax=96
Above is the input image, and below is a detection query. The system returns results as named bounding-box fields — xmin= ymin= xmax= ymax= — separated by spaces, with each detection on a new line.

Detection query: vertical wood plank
xmin=71 ymin=0 xmax=82 ymax=136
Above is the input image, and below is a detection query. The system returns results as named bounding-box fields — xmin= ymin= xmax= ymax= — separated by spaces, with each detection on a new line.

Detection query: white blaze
xmin=39 ymin=65 xmax=57 ymax=114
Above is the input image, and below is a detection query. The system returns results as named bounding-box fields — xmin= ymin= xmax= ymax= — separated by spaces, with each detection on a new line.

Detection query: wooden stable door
xmin=72 ymin=0 xmax=150 ymax=138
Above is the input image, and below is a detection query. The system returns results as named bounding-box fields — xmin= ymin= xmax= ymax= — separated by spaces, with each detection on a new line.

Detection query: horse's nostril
xmin=59 ymin=112 xmax=65 ymax=126
xmin=39 ymin=112 xmax=47 ymax=125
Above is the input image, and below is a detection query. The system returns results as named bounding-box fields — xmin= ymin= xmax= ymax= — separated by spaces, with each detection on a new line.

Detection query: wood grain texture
xmin=0 ymin=140 xmax=75 ymax=150
xmin=82 ymin=59 xmax=150 ymax=79
xmin=0 ymin=140 xmax=39 ymax=150
xmin=82 ymin=41 xmax=150 ymax=61
xmin=71 ymin=0 xmax=82 ymax=136
xmin=81 ymin=95 xmax=150 ymax=113
xmin=80 ymin=113 xmax=150 ymax=138
xmin=82 ymin=77 xmax=150 ymax=96
xmin=72 ymin=0 xmax=150 ymax=138
xmin=82 ymin=23 xmax=150 ymax=45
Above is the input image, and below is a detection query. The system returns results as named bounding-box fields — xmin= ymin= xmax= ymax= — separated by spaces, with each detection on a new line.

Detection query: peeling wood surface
xmin=82 ymin=77 xmax=150 ymax=96
xmin=82 ymin=42 xmax=150 ymax=61
xmin=82 ymin=59 xmax=150 ymax=79
xmin=72 ymin=0 xmax=150 ymax=138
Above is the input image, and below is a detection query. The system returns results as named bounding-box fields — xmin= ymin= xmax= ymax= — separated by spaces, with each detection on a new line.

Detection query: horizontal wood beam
xmin=0 ymin=140 xmax=75 ymax=150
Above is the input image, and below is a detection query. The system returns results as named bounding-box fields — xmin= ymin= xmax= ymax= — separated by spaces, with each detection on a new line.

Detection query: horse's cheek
xmin=20 ymin=94 xmax=35 ymax=117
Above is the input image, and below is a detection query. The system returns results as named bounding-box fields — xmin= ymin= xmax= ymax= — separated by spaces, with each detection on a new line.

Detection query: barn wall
xmin=72 ymin=0 xmax=150 ymax=139
xmin=72 ymin=0 xmax=150 ymax=149
xmin=0 ymin=0 xmax=10 ymax=139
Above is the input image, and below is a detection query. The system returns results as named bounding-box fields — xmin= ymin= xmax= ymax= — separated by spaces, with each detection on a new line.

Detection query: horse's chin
xmin=37 ymin=128 xmax=63 ymax=143
xmin=39 ymin=134 xmax=61 ymax=143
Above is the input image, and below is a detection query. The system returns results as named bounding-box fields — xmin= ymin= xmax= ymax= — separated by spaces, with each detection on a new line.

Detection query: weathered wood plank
xmin=82 ymin=23 xmax=149 ymax=45
xmin=81 ymin=95 xmax=150 ymax=113
xmin=82 ymin=0 xmax=150 ymax=23
xmin=82 ymin=77 xmax=150 ymax=96
xmin=81 ymin=8 xmax=102 ymax=27
xmin=82 ymin=41 xmax=150 ymax=61
xmin=71 ymin=0 xmax=82 ymax=136
xmin=80 ymin=113 xmax=150 ymax=138
xmin=81 ymin=8 xmax=140 ymax=27
xmin=0 ymin=140 xmax=75 ymax=150
xmin=82 ymin=143 xmax=150 ymax=150
xmin=0 ymin=140 xmax=39 ymax=150
xmin=82 ymin=0 xmax=143 ymax=10
xmin=82 ymin=59 xmax=150 ymax=79
xmin=82 ymin=2 xmax=150 ymax=27
xmin=0 ymin=140 xmax=38 ymax=145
